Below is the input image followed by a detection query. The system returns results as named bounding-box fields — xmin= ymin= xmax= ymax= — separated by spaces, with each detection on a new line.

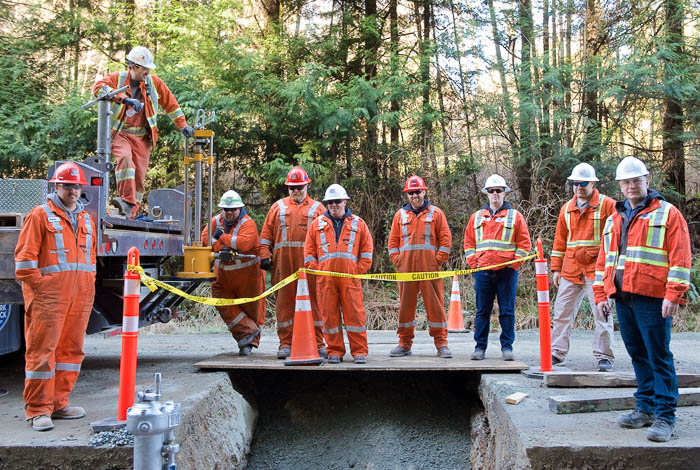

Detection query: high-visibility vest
xmin=388 ymin=206 xmax=450 ymax=257
xmin=260 ymin=198 xmax=322 ymax=252
xmin=212 ymin=213 xmax=261 ymax=271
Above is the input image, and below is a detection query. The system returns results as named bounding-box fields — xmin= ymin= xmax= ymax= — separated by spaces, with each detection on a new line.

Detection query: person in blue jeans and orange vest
xmin=464 ymin=174 xmax=531 ymax=361
xmin=593 ymin=156 xmax=691 ymax=442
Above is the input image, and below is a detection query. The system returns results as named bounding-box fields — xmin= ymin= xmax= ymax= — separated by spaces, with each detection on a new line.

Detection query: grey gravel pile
xmin=89 ymin=428 xmax=134 ymax=448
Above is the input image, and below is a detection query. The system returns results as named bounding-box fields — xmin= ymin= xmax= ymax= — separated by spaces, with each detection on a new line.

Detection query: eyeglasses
xmin=572 ymin=181 xmax=590 ymax=187
xmin=326 ymin=199 xmax=344 ymax=205
xmin=288 ymin=185 xmax=306 ymax=191
xmin=58 ymin=183 xmax=82 ymax=190
xmin=407 ymin=191 xmax=422 ymax=196
xmin=486 ymin=188 xmax=504 ymax=194
xmin=223 ymin=208 xmax=239 ymax=212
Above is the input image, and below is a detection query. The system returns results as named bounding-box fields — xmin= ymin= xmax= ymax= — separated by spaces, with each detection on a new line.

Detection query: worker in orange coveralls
xmin=93 ymin=46 xmax=194 ymax=218
xmin=14 ymin=162 xmax=97 ymax=432
xmin=304 ymin=184 xmax=373 ymax=364
xmin=387 ymin=175 xmax=453 ymax=359
xmin=259 ymin=167 xmax=327 ymax=359
xmin=202 ymin=190 xmax=264 ymax=356
xmin=464 ymin=174 xmax=531 ymax=362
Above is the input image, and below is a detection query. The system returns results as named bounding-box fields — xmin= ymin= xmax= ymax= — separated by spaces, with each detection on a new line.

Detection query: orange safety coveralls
xmin=202 ymin=211 xmax=264 ymax=347
xmin=93 ymin=71 xmax=188 ymax=216
xmin=260 ymin=195 xmax=326 ymax=350
xmin=551 ymin=189 xmax=616 ymax=283
xmin=387 ymin=203 xmax=452 ymax=349
xmin=304 ymin=210 xmax=373 ymax=358
xmin=463 ymin=204 xmax=531 ymax=270
xmin=14 ymin=199 xmax=97 ymax=419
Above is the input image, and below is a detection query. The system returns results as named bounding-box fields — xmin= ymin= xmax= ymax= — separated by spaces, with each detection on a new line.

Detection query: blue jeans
xmin=616 ymin=294 xmax=678 ymax=424
xmin=473 ymin=268 xmax=518 ymax=352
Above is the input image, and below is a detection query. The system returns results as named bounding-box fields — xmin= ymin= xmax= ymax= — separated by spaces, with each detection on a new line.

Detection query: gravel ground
xmin=88 ymin=428 xmax=134 ymax=448
xmin=244 ymin=370 xmax=480 ymax=470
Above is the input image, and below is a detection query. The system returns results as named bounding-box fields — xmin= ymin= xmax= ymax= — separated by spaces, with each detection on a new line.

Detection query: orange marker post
xmin=117 ymin=247 xmax=141 ymax=421
xmin=535 ymin=238 xmax=552 ymax=372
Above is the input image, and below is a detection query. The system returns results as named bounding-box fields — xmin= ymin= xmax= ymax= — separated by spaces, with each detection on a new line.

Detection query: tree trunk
xmin=580 ymin=0 xmax=602 ymax=161
xmin=389 ymin=0 xmax=400 ymax=179
xmin=517 ymin=0 xmax=534 ymax=201
xmin=431 ymin=4 xmax=450 ymax=174
xmin=364 ymin=0 xmax=379 ymax=182
xmin=449 ymin=0 xmax=475 ymax=161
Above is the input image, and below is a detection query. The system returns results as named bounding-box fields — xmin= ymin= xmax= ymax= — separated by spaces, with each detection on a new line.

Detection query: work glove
xmin=212 ymin=228 xmax=224 ymax=240
xmin=181 ymin=126 xmax=195 ymax=138
xmin=123 ymin=98 xmax=143 ymax=113
xmin=260 ymin=258 xmax=272 ymax=271
xmin=218 ymin=249 xmax=234 ymax=262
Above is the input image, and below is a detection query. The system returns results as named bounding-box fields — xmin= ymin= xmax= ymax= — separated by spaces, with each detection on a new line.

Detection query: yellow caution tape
xmin=126 ymin=254 xmax=537 ymax=307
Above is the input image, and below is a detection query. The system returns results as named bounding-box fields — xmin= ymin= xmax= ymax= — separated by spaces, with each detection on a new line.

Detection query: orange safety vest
xmin=387 ymin=204 xmax=452 ymax=269
xmin=202 ymin=213 xmax=261 ymax=271
xmin=463 ymin=205 xmax=531 ymax=270
xmin=304 ymin=213 xmax=373 ymax=274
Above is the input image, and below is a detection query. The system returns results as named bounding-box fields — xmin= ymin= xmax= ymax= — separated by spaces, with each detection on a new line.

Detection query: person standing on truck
xmin=259 ymin=167 xmax=327 ymax=359
xmin=550 ymin=163 xmax=616 ymax=371
xmin=202 ymin=190 xmax=264 ymax=355
xmin=304 ymin=184 xmax=373 ymax=364
xmin=14 ymin=162 xmax=97 ymax=432
xmin=387 ymin=175 xmax=453 ymax=359
xmin=464 ymin=174 xmax=531 ymax=361
xmin=593 ymin=157 xmax=691 ymax=442
xmin=93 ymin=46 xmax=194 ymax=218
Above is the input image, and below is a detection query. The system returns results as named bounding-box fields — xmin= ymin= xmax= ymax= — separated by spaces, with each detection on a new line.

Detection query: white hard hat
xmin=615 ymin=156 xmax=649 ymax=181
xmin=568 ymin=162 xmax=599 ymax=182
xmin=481 ymin=174 xmax=511 ymax=194
xmin=323 ymin=183 xmax=350 ymax=201
xmin=126 ymin=46 xmax=156 ymax=69
xmin=218 ymin=190 xmax=244 ymax=208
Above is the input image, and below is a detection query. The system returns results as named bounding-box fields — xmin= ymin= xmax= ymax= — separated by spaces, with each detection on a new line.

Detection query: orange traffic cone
xmin=285 ymin=271 xmax=323 ymax=366
xmin=447 ymin=275 xmax=469 ymax=333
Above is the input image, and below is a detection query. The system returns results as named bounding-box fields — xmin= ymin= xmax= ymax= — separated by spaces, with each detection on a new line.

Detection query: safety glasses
xmin=486 ymin=188 xmax=504 ymax=194
xmin=288 ymin=185 xmax=306 ymax=191
xmin=407 ymin=191 xmax=422 ymax=196
xmin=58 ymin=183 xmax=82 ymax=190
xmin=223 ymin=208 xmax=238 ymax=212
xmin=326 ymin=199 xmax=344 ymax=205
xmin=572 ymin=181 xmax=590 ymax=187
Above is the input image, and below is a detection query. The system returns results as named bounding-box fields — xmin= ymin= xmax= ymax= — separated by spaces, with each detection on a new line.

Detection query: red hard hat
xmin=402 ymin=175 xmax=428 ymax=192
xmin=284 ymin=166 xmax=311 ymax=186
xmin=49 ymin=162 xmax=87 ymax=185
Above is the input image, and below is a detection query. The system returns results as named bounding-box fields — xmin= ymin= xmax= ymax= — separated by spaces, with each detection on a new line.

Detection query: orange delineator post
xmin=285 ymin=270 xmax=323 ymax=366
xmin=447 ymin=275 xmax=469 ymax=333
xmin=117 ymin=247 xmax=141 ymax=421
xmin=535 ymin=238 xmax=552 ymax=372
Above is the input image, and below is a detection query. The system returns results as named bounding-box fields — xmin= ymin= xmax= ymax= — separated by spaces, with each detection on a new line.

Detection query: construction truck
xmin=0 ymin=87 xmax=217 ymax=356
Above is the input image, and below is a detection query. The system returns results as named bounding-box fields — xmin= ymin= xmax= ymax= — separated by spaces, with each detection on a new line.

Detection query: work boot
xmin=277 ymin=347 xmax=291 ymax=359
xmin=502 ymin=349 xmax=515 ymax=361
xmin=327 ymin=355 xmax=342 ymax=364
xmin=618 ymin=409 xmax=654 ymax=429
xmin=318 ymin=348 xmax=328 ymax=359
xmin=552 ymin=355 xmax=565 ymax=366
xmin=597 ymin=358 xmax=613 ymax=372
xmin=647 ymin=419 xmax=675 ymax=442
xmin=353 ymin=355 xmax=367 ymax=364
xmin=111 ymin=197 xmax=135 ymax=218
xmin=389 ymin=345 xmax=412 ymax=357
xmin=30 ymin=415 xmax=54 ymax=431
xmin=437 ymin=346 xmax=453 ymax=359
xmin=239 ymin=345 xmax=253 ymax=356
xmin=238 ymin=327 xmax=261 ymax=348
xmin=51 ymin=406 xmax=86 ymax=420
xmin=471 ymin=349 xmax=485 ymax=361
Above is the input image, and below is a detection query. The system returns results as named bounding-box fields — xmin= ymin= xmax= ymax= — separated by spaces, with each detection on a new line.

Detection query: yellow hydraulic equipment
xmin=178 ymin=110 xmax=217 ymax=278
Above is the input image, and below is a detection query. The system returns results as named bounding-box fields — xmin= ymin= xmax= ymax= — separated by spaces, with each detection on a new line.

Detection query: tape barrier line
xmin=126 ymin=253 xmax=537 ymax=307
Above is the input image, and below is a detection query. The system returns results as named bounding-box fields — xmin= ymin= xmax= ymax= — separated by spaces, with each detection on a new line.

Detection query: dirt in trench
xmin=238 ymin=370 xmax=480 ymax=470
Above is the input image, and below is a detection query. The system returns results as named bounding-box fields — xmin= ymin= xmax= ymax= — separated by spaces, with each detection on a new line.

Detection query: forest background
xmin=1 ymin=0 xmax=699 ymax=331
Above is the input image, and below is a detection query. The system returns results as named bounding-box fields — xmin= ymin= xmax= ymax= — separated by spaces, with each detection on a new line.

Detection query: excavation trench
xmin=230 ymin=370 xmax=482 ymax=469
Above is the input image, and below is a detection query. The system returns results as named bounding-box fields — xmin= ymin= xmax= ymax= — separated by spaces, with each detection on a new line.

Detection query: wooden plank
xmin=549 ymin=387 xmax=700 ymax=414
xmin=544 ymin=372 xmax=700 ymax=388
xmin=505 ymin=392 xmax=528 ymax=405
xmin=195 ymin=352 xmax=530 ymax=371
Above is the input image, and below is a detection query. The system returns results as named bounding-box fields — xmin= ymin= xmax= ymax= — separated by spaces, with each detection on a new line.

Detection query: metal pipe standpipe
xmin=178 ymin=118 xmax=216 ymax=278
xmin=127 ymin=373 xmax=182 ymax=470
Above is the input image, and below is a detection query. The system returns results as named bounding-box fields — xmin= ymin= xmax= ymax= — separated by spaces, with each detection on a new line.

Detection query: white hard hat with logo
xmin=482 ymin=174 xmax=511 ymax=194
xmin=126 ymin=46 xmax=156 ymax=69
xmin=218 ymin=190 xmax=244 ymax=209
xmin=568 ymin=162 xmax=599 ymax=182
xmin=615 ymin=156 xmax=649 ymax=181
xmin=323 ymin=184 xmax=350 ymax=201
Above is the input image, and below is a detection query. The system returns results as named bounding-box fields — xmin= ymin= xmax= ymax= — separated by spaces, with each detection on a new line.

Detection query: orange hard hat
xmin=402 ymin=175 xmax=428 ymax=192
xmin=49 ymin=162 xmax=87 ymax=185
xmin=284 ymin=166 xmax=311 ymax=186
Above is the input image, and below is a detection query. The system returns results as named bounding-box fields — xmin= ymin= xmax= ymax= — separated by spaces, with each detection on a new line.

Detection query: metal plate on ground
xmin=195 ymin=353 xmax=529 ymax=371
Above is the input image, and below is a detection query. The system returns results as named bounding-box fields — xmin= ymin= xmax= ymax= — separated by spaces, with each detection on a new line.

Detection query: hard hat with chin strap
xmin=218 ymin=190 xmax=244 ymax=209
xmin=323 ymin=184 xmax=350 ymax=201
xmin=615 ymin=156 xmax=649 ymax=181
xmin=482 ymin=174 xmax=511 ymax=193
xmin=568 ymin=162 xmax=599 ymax=182
xmin=126 ymin=46 xmax=156 ymax=69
